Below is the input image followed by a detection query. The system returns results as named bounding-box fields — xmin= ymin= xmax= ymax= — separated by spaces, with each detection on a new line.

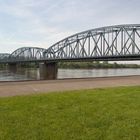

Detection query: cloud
xmin=0 ymin=0 xmax=140 ymax=53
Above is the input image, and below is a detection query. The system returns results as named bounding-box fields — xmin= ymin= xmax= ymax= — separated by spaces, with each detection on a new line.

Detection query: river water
xmin=0 ymin=68 xmax=140 ymax=81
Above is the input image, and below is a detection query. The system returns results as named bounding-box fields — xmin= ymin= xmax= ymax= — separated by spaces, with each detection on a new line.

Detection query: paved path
xmin=0 ymin=76 xmax=140 ymax=97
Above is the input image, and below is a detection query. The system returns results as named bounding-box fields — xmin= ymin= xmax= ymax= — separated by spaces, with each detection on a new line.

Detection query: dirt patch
xmin=0 ymin=76 xmax=140 ymax=97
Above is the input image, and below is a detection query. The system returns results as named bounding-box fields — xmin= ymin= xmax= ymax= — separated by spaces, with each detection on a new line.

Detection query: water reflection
xmin=58 ymin=69 xmax=140 ymax=79
xmin=0 ymin=68 xmax=140 ymax=81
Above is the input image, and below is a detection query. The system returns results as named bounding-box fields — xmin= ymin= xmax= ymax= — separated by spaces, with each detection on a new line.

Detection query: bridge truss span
xmin=0 ymin=53 xmax=10 ymax=59
xmin=1 ymin=24 xmax=140 ymax=63
xmin=9 ymin=47 xmax=47 ymax=61
xmin=44 ymin=24 xmax=140 ymax=61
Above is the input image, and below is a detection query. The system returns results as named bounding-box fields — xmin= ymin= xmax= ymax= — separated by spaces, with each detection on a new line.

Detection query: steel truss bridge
xmin=1 ymin=24 xmax=140 ymax=63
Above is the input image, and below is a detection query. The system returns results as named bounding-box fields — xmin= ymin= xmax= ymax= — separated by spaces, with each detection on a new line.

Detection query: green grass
xmin=0 ymin=86 xmax=140 ymax=140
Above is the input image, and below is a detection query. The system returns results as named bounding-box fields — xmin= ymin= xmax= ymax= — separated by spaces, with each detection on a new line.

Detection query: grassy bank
xmin=0 ymin=86 xmax=140 ymax=140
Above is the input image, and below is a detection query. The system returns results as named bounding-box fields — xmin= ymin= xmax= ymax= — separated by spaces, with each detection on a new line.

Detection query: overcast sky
xmin=0 ymin=0 xmax=140 ymax=53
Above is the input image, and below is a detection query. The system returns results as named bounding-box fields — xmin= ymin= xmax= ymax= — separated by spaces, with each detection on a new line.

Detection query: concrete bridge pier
xmin=39 ymin=62 xmax=58 ymax=80
xmin=8 ymin=63 xmax=17 ymax=73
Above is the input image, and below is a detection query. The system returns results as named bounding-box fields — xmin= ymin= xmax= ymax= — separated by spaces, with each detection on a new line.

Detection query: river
xmin=0 ymin=68 xmax=140 ymax=81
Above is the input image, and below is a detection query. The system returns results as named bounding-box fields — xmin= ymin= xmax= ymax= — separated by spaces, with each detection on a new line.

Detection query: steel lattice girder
xmin=9 ymin=47 xmax=47 ymax=60
xmin=44 ymin=24 xmax=140 ymax=59
xmin=0 ymin=53 xmax=10 ymax=59
xmin=1 ymin=24 xmax=140 ymax=63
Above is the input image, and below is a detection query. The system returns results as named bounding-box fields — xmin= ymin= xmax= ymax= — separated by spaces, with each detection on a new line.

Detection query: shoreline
xmin=0 ymin=75 xmax=140 ymax=97
xmin=0 ymin=74 xmax=140 ymax=83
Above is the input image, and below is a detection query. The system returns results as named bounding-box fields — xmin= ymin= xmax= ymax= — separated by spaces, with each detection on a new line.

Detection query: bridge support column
xmin=39 ymin=62 xmax=58 ymax=80
xmin=8 ymin=63 xmax=17 ymax=73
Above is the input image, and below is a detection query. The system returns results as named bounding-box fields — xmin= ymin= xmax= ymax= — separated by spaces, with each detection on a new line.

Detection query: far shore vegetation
xmin=1 ymin=61 xmax=140 ymax=69
xmin=58 ymin=61 xmax=140 ymax=69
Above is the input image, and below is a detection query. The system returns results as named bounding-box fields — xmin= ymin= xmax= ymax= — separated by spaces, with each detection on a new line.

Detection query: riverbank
xmin=58 ymin=62 xmax=140 ymax=69
xmin=0 ymin=75 xmax=140 ymax=97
